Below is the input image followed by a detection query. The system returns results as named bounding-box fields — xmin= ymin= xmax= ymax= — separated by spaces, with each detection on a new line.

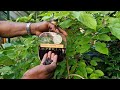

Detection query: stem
xmin=66 ymin=57 xmax=70 ymax=79
xmin=69 ymin=74 xmax=85 ymax=79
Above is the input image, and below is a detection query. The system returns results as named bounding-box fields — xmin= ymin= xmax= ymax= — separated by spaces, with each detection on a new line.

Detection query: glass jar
xmin=38 ymin=32 xmax=66 ymax=62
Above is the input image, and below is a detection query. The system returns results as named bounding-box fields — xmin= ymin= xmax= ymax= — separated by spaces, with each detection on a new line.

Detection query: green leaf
xmin=108 ymin=17 xmax=120 ymax=24
xmin=86 ymin=67 xmax=93 ymax=74
xmin=70 ymin=66 xmax=76 ymax=73
xmin=79 ymin=12 xmax=97 ymax=30
xmin=115 ymin=11 xmax=120 ymax=18
xmin=102 ymin=11 xmax=115 ymax=15
xmin=79 ymin=44 xmax=90 ymax=54
xmin=84 ymin=29 xmax=93 ymax=36
xmin=72 ymin=11 xmax=81 ymax=20
xmin=95 ymin=42 xmax=108 ymax=55
xmin=3 ymin=49 xmax=17 ymax=59
xmin=0 ymin=51 xmax=3 ymax=54
xmin=81 ymin=67 xmax=87 ymax=78
xmin=87 ymin=11 xmax=102 ymax=14
xmin=72 ymin=11 xmax=97 ymax=30
xmin=92 ymin=57 xmax=102 ymax=62
xmin=95 ymin=70 xmax=104 ymax=77
xmin=90 ymin=60 xmax=97 ymax=66
xmin=41 ymin=16 xmax=51 ymax=20
xmin=114 ymin=66 xmax=119 ymax=70
xmin=54 ymin=62 xmax=66 ymax=79
xmin=59 ymin=19 xmax=73 ymax=29
xmin=98 ymin=27 xmax=110 ymax=34
xmin=57 ymin=60 xmax=66 ymax=77
xmin=79 ymin=36 xmax=91 ymax=45
xmin=54 ymin=11 xmax=70 ymax=19
xmin=0 ymin=54 xmax=15 ymax=65
xmin=76 ymin=67 xmax=87 ymax=78
xmin=23 ymin=38 xmax=34 ymax=45
xmin=20 ymin=49 xmax=28 ymax=59
xmin=0 ymin=66 xmax=12 ymax=74
xmin=68 ymin=59 xmax=77 ymax=66
xmin=53 ymin=70 xmax=60 ymax=79
xmin=75 ymin=70 xmax=84 ymax=78
xmin=90 ymin=73 xmax=99 ymax=79
xmin=98 ymin=34 xmax=111 ymax=41
xmin=16 ymin=17 xmax=28 ymax=22
xmin=109 ymin=23 xmax=120 ymax=40
xmin=28 ymin=13 xmax=34 ymax=20
xmin=78 ymin=61 xmax=86 ymax=67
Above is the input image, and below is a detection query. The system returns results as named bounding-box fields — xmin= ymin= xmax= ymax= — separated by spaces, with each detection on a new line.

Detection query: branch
xmin=68 ymin=74 xmax=85 ymax=79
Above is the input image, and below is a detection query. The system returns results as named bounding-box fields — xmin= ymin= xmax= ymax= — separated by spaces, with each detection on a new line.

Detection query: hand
xmin=31 ymin=21 xmax=68 ymax=36
xmin=22 ymin=51 xmax=58 ymax=79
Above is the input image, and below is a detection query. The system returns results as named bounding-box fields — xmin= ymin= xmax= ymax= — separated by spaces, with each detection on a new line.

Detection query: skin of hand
xmin=31 ymin=21 xmax=68 ymax=36
xmin=22 ymin=51 xmax=58 ymax=79
xmin=0 ymin=21 xmax=67 ymax=38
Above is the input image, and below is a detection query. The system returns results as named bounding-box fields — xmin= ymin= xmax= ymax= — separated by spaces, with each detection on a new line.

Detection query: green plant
xmin=0 ymin=11 xmax=120 ymax=79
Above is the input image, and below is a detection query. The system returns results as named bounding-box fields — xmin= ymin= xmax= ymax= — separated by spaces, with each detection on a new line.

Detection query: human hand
xmin=22 ymin=51 xmax=57 ymax=79
xmin=30 ymin=21 xmax=68 ymax=36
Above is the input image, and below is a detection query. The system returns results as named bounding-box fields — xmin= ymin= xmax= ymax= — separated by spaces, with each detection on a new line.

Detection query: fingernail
xmin=56 ymin=30 xmax=59 ymax=34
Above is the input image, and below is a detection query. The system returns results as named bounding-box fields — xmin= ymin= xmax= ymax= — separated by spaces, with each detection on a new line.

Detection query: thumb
xmin=51 ymin=55 xmax=58 ymax=65
xmin=41 ymin=53 xmax=48 ymax=64
xmin=45 ymin=55 xmax=58 ymax=72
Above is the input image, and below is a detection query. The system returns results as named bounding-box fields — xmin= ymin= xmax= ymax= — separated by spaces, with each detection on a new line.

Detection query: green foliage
xmin=86 ymin=67 xmax=93 ymax=74
xmin=94 ymin=42 xmax=108 ymax=55
xmin=96 ymin=34 xmax=111 ymax=41
xmin=59 ymin=19 xmax=73 ymax=29
xmin=90 ymin=60 xmax=97 ymax=66
xmin=109 ymin=23 xmax=120 ymax=40
xmin=0 ymin=36 xmax=40 ymax=79
xmin=1 ymin=11 xmax=120 ymax=79
xmin=72 ymin=11 xmax=97 ymax=30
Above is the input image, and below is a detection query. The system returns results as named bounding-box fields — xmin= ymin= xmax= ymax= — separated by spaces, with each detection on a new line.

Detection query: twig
xmin=66 ymin=57 xmax=70 ymax=79
xmin=68 ymin=74 xmax=85 ymax=79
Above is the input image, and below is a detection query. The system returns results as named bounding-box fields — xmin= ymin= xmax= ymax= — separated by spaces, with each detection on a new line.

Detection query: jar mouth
xmin=39 ymin=32 xmax=57 ymax=37
xmin=39 ymin=32 xmax=66 ymax=46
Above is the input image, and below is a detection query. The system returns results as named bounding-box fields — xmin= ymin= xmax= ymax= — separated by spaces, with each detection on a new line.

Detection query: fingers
xmin=51 ymin=53 xmax=55 ymax=59
xmin=48 ymin=51 xmax=57 ymax=64
xmin=45 ymin=51 xmax=57 ymax=63
xmin=41 ymin=53 xmax=48 ymax=64
xmin=45 ymin=54 xmax=58 ymax=72
xmin=48 ymin=23 xmax=60 ymax=33
xmin=41 ymin=51 xmax=55 ymax=64
xmin=51 ymin=55 xmax=58 ymax=65
xmin=40 ymin=51 xmax=58 ymax=73
xmin=41 ymin=51 xmax=58 ymax=66
xmin=48 ymin=22 xmax=68 ymax=36
xmin=57 ymin=27 xmax=68 ymax=37
xmin=47 ymin=51 xmax=52 ymax=59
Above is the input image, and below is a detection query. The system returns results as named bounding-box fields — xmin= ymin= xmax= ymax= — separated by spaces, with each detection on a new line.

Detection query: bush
xmin=0 ymin=11 xmax=120 ymax=79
